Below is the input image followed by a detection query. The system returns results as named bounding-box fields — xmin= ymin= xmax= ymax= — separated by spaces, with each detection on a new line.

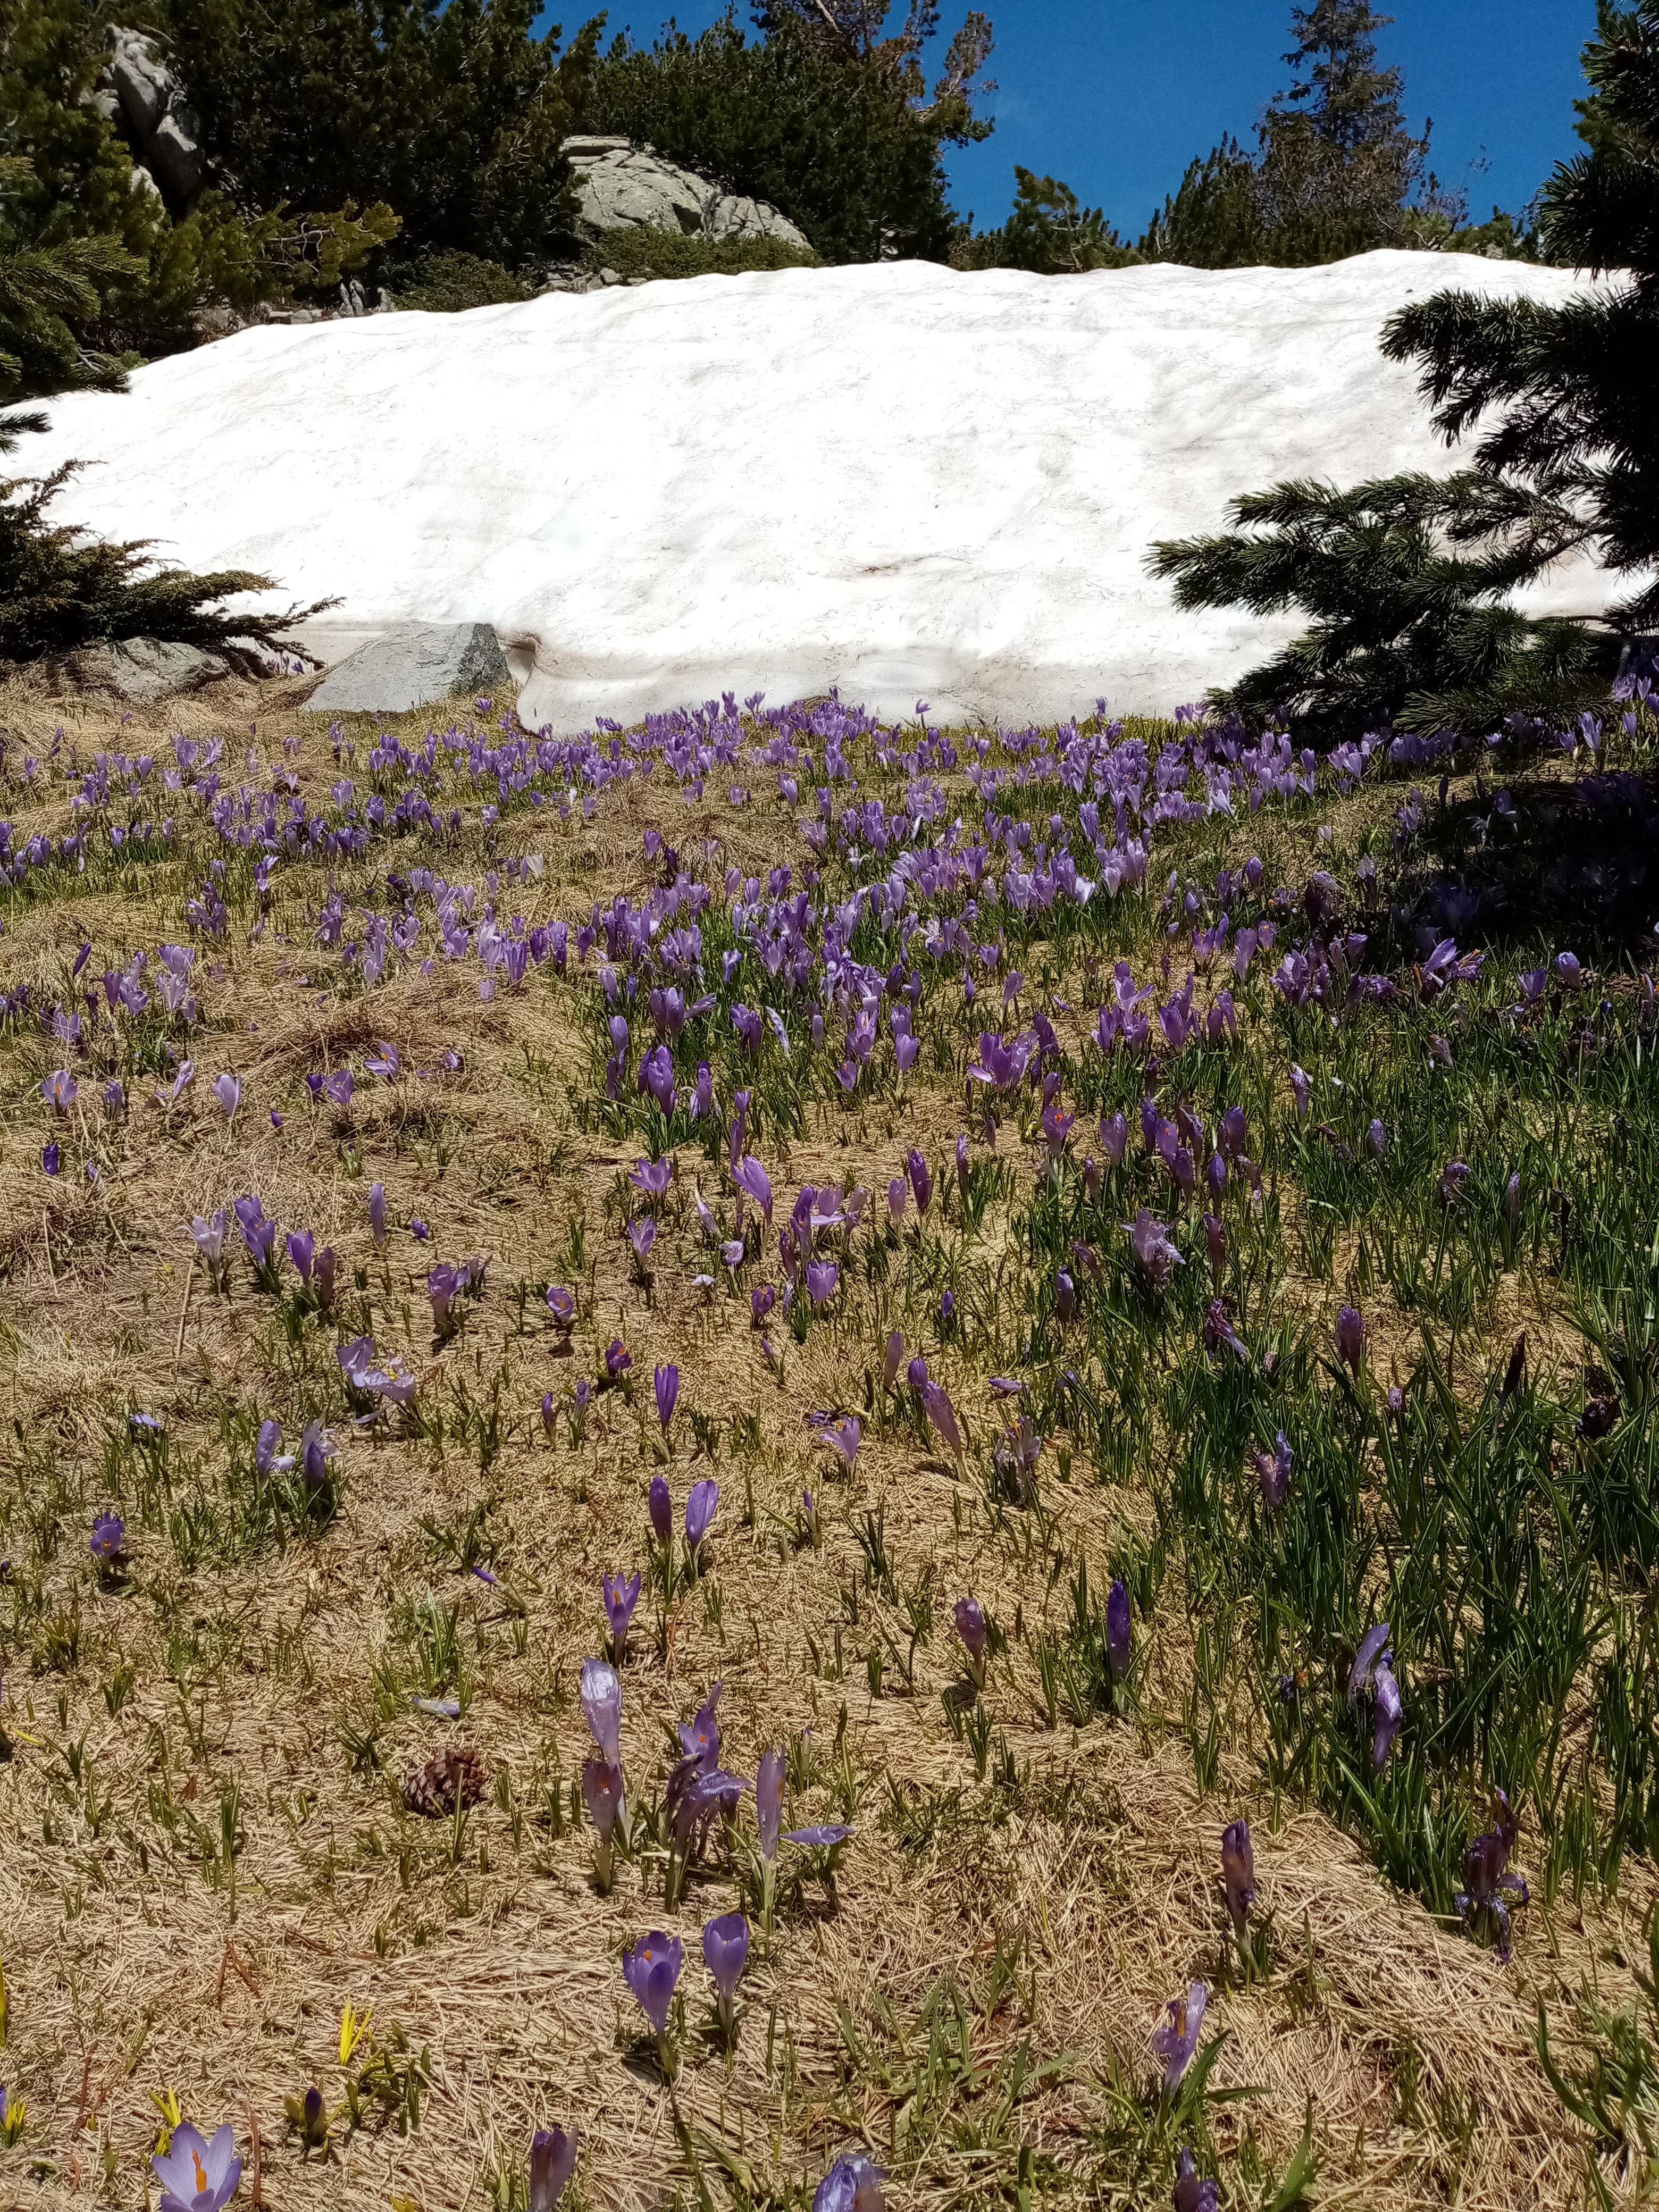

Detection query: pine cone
xmin=401 ymin=1745 xmax=486 ymax=1816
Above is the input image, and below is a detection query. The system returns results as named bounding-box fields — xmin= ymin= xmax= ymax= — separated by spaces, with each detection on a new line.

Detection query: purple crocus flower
xmin=1203 ymin=1300 xmax=1245 ymax=1359
xmin=896 ymin=1150 xmax=928 ymax=1221
xmin=211 ymin=1072 xmax=240 ymax=1119
xmin=1454 ymin=1789 xmax=1529 ymax=1963
xmin=41 ymin=1141 xmax=59 ymax=1176
xmin=622 ymin=1930 xmax=683 ymax=2047
xmin=286 ymin=1228 xmax=314 ymax=1282
xmin=1127 ymin=1210 xmax=1183 ymax=1291
xmin=805 ymin=1258 xmax=840 ymax=1306
xmin=631 ymin=1156 xmax=673 ymax=1200
xmin=1150 ymin=1982 xmax=1207 ymax=2091
xmin=1106 ymin=1578 xmax=1132 ymax=1679
xmin=1348 ymin=1623 xmax=1403 ymax=1769
xmin=529 ymin=2124 xmax=580 ymax=2211
xmin=152 ymin=2122 xmax=242 ymax=2212
xmin=653 ymin=1362 xmax=680 ymax=1432
xmin=819 ymin=1414 xmax=860 ymax=1470
xmin=580 ymin=1657 xmax=623 ymax=1766
xmin=685 ymin=1477 xmax=719 ymax=1554
xmin=783 ymin=1822 xmax=852 ymax=1848
xmin=298 ymin=1420 xmax=333 ymax=1492
xmin=920 ymin=1379 xmax=963 ymax=1461
xmin=639 ymin=1046 xmax=675 ymax=1112
xmin=813 ymin=2154 xmax=886 ymax=2212
xmin=581 ymin=1757 xmax=625 ymax=1887
xmin=428 ymin=1261 xmax=466 ymax=1329
xmin=233 ymin=1194 xmax=276 ymax=1275
xmin=90 ymin=1511 xmax=125 ymax=1564
xmin=702 ymin=1911 xmax=750 ymax=2037
xmin=1172 ymin=2147 xmax=1218 ymax=2212
xmin=1439 ymin=1159 xmax=1472 ymax=1205
xmin=883 ymin=1330 xmax=906 ymax=1388
xmin=1253 ymin=1432 xmax=1292 ymax=1511
xmin=189 ymin=1209 xmax=227 ymax=1276
xmin=648 ymin=1473 xmax=672 ymax=1544
xmin=369 ymin=1181 xmax=386 ymax=1246
xmin=733 ymin=1153 xmax=773 ymax=1225
xmin=1372 ymin=1660 xmax=1403 ymax=1770
xmin=627 ymin=1217 xmax=656 ymax=1266
xmin=40 ymin=1068 xmax=76 ymax=1112
xmin=322 ymin=1068 xmax=353 ymax=1109
xmin=605 ymin=1338 xmax=632 ymax=1380
xmin=1367 ymin=1119 xmax=1387 ymax=1157
xmin=546 ymin=1285 xmax=575 ymax=1329
xmin=953 ymin=1597 xmax=988 ymax=1688
xmin=1335 ymin=1304 xmax=1366 ymax=1374
xmin=886 ymin=1176 xmax=907 ymax=1226
xmin=756 ymin=1746 xmax=784 ymax=1862
xmin=603 ymin=1570 xmax=641 ymax=1656
xmin=1220 ymin=1818 xmax=1255 ymax=1944
xmin=1289 ymin=1065 xmax=1310 ymax=1122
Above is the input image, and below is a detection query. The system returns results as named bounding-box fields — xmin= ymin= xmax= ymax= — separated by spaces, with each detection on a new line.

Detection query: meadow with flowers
xmin=0 ymin=665 xmax=1657 ymax=2212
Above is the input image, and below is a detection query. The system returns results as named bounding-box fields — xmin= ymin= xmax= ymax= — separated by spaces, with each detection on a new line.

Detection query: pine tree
xmin=1150 ymin=1 xmax=1657 ymax=729
xmin=1382 ymin=0 xmax=1659 ymax=627
xmin=1142 ymin=0 xmax=1442 ymax=266
xmin=964 ymin=167 xmax=1133 ymax=273
xmin=1273 ymin=0 xmax=1410 ymax=154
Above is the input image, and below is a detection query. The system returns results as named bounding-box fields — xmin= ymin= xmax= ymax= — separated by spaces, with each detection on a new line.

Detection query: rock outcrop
xmin=306 ymin=623 xmax=510 ymax=715
xmin=47 ymin=638 xmax=232 ymax=702
xmin=563 ymin=137 xmax=811 ymax=252
xmin=98 ymin=30 xmax=205 ymax=212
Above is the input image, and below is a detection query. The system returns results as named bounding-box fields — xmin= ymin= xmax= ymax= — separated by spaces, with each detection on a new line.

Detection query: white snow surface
xmin=27 ymin=250 xmax=1613 ymax=731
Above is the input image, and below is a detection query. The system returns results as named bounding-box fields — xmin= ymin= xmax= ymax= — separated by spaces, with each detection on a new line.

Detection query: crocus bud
xmin=1336 ymin=1303 xmax=1365 ymax=1374
xmin=368 ymin=1180 xmax=386 ymax=1245
xmin=648 ymin=1473 xmax=672 ymax=1545
xmin=1106 ymin=1578 xmax=1131 ymax=1679
xmin=1220 ymin=1817 xmax=1255 ymax=1945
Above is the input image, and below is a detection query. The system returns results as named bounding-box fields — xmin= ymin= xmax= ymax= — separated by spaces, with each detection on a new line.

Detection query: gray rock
xmin=307 ymin=623 xmax=510 ymax=714
xmin=563 ymin=137 xmax=810 ymax=253
xmin=108 ymin=29 xmax=170 ymax=138
xmin=102 ymin=28 xmax=206 ymax=211
xmin=49 ymin=638 xmax=231 ymax=702
xmin=146 ymin=108 xmax=205 ymax=202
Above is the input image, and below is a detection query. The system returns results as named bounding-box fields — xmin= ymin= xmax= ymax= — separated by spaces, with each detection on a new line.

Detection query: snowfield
xmin=28 ymin=250 xmax=1610 ymax=729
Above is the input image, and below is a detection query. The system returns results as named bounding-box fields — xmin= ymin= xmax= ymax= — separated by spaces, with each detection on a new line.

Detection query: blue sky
xmin=583 ymin=0 xmax=1597 ymax=239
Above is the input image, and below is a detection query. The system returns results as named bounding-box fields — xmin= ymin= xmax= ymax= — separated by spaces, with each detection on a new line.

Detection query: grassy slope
xmin=0 ymin=672 xmax=1655 ymax=2209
